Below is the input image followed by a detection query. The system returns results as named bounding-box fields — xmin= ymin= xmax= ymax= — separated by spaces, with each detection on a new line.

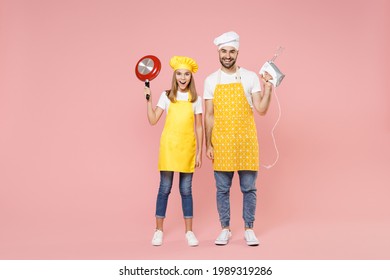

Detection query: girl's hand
xmin=144 ymin=87 xmax=151 ymax=101
xmin=195 ymin=153 xmax=202 ymax=168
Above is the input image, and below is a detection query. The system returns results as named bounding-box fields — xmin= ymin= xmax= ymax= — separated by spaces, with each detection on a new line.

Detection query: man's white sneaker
xmin=151 ymin=230 xmax=163 ymax=246
xmin=185 ymin=231 xmax=199 ymax=247
xmin=244 ymin=229 xmax=259 ymax=246
xmin=215 ymin=229 xmax=232 ymax=245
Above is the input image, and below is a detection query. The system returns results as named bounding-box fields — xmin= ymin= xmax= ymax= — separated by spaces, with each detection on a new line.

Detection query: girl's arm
xmin=204 ymin=99 xmax=214 ymax=160
xmin=195 ymin=113 xmax=203 ymax=168
xmin=145 ymin=87 xmax=164 ymax=125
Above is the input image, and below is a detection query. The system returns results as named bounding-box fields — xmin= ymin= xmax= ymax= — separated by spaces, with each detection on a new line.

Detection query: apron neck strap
xmin=217 ymin=67 xmax=241 ymax=84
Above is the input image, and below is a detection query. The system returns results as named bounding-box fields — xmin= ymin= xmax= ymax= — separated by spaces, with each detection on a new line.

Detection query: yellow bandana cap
xmin=169 ymin=56 xmax=198 ymax=73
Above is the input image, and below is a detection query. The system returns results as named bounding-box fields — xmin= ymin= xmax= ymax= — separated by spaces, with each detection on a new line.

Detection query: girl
xmin=145 ymin=56 xmax=203 ymax=246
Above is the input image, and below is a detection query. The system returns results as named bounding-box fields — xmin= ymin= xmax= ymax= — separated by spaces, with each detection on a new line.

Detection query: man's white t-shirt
xmin=156 ymin=91 xmax=203 ymax=114
xmin=203 ymin=67 xmax=261 ymax=108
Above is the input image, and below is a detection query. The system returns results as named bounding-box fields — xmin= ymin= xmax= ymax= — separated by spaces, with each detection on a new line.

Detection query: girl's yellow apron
xmin=158 ymin=94 xmax=196 ymax=173
xmin=212 ymin=69 xmax=259 ymax=171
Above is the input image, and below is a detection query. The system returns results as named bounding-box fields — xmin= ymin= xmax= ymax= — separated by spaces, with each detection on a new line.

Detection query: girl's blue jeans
xmin=155 ymin=171 xmax=194 ymax=219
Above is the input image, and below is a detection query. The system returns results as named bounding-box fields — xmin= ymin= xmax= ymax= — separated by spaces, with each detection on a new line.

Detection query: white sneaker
xmin=185 ymin=231 xmax=199 ymax=247
xmin=244 ymin=229 xmax=259 ymax=246
xmin=151 ymin=230 xmax=163 ymax=246
xmin=215 ymin=229 xmax=232 ymax=245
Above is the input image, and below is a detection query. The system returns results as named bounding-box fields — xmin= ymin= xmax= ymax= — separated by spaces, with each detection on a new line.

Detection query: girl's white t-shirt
xmin=156 ymin=91 xmax=203 ymax=114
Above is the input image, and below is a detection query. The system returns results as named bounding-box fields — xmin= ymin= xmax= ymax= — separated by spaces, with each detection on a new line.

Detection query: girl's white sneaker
xmin=152 ymin=230 xmax=163 ymax=246
xmin=185 ymin=231 xmax=199 ymax=246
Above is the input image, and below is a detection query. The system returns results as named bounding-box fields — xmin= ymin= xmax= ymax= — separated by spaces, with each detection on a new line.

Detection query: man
xmin=204 ymin=31 xmax=273 ymax=246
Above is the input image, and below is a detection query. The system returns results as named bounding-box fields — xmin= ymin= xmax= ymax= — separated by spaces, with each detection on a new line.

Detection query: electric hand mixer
xmin=259 ymin=47 xmax=286 ymax=169
xmin=259 ymin=47 xmax=285 ymax=87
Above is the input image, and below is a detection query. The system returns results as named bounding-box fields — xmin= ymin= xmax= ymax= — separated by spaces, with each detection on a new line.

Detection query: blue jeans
xmin=214 ymin=170 xmax=258 ymax=228
xmin=155 ymin=171 xmax=194 ymax=219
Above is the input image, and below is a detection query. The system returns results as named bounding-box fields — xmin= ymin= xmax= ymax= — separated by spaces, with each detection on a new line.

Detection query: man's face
xmin=219 ymin=46 xmax=239 ymax=69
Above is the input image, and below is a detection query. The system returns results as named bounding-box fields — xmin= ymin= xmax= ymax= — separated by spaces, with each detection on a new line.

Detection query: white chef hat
xmin=214 ymin=31 xmax=240 ymax=50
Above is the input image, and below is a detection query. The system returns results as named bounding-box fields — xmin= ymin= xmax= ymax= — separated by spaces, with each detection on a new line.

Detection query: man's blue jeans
xmin=155 ymin=171 xmax=194 ymax=219
xmin=214 ymin=170 xmax=258 ymax=228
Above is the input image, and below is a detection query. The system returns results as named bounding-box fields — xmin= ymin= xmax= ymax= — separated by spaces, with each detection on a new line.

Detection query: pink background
xmin=1 ymin=0 xmax=389 ymax=259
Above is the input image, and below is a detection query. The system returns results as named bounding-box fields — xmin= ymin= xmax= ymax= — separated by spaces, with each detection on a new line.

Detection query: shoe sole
xmin=245 ymin=238 xmax=260 ymax=246
xmin=215 ymin=232 xmax=232 ymax=245
xmin=215 ymin=237 xmax=231 ymax=245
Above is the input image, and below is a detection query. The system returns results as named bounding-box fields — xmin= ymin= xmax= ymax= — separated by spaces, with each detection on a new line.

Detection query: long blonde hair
xmin=166 ymin=70 xmax=198 ymax=103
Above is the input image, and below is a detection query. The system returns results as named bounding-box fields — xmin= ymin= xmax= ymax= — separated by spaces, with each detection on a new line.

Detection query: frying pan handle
xmin=145 ymin=79 xmax=150 ymax=100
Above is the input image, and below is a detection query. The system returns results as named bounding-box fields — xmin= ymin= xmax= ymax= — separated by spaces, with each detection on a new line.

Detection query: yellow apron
xmin=212 ymin=70 xmax=259 ymax=171
xmin=158 ymin=94 xmax=196 ymax=173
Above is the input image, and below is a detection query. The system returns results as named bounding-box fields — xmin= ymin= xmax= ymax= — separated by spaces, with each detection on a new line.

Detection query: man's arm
xmin=252 ymin=73 xmax=273 ymax=116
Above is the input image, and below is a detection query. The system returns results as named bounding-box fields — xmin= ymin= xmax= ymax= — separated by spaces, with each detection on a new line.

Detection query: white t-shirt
xmin=203 ymin=67 xmax=261 ymax=108
xmin=156 ymin=91 xmax=203 ymax=114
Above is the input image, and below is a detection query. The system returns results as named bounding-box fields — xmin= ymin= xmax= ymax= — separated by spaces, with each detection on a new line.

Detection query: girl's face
xmin=175 ymin=69 xmax=192 ymax=91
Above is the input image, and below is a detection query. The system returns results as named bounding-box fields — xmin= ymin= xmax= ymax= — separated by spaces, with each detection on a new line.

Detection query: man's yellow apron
xmin=212 ymin=70 xmax=259 ymax=171
xmin=158 ymin=94 xmax=196 ymax=173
